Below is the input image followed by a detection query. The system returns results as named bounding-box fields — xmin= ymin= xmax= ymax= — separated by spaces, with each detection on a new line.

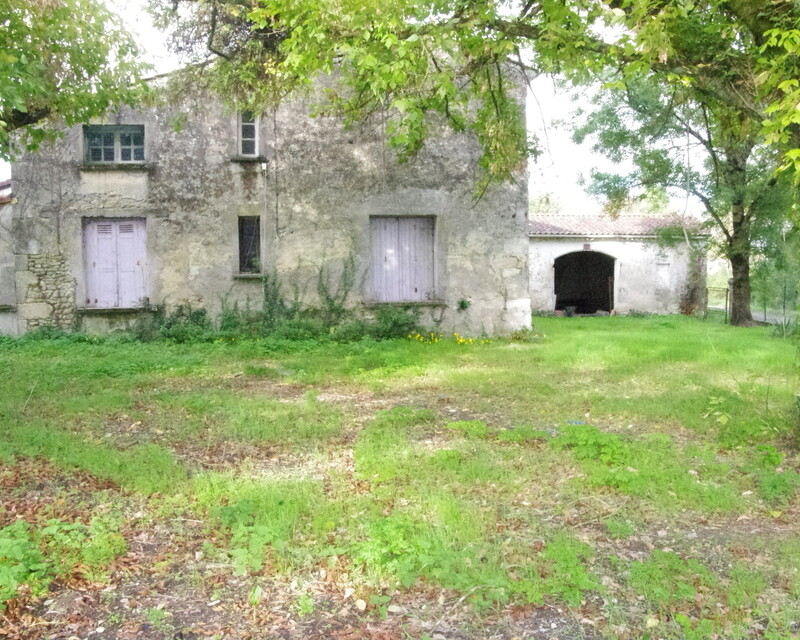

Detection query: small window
xmin=239 ymin=111 xmax=258 ymax=156
xmin=370 ymin=216 xmax=435 ymax=302
xmin=85 ymin=125 xmax=145 ymax=163
xmin=238 ymin=216 xmax=261 ymax=273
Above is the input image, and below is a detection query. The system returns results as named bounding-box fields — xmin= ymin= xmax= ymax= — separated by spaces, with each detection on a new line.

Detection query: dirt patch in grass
xmin=0 ymin=457 xmax=122 ymax=527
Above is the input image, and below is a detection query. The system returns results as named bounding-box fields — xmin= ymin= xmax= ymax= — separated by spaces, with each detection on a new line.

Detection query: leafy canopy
xmin=0 ymin=0 xmax=145 ymax=159
xmin=152 ymin=0 xmax=800 ymax=185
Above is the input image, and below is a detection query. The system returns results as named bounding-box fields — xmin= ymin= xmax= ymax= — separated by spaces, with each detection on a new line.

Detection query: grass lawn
xmin=1 ymin=315 xmax=799 ymax=639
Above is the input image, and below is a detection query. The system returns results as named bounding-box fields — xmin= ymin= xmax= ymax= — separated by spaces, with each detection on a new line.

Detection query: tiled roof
xmin=529 ymin=214 xmax=702 ymax=237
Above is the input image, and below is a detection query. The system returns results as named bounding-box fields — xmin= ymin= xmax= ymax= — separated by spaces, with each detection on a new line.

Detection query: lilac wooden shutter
xmin=371 ymin=217 xmax=397 ymax=302
xmin=398 ymin=217 xmax=434 ymax=301
xmin=84 ymin=219 xmax=146 ymax=307
xmin=370 ymin=217 xmax=434 ymax=302
xmin=116 ymin=220 xmax=146 ymax=306
xmin=84 ymin=221 xmax=118 ymax=307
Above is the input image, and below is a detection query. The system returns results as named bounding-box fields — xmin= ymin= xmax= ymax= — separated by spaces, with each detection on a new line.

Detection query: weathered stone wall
xmin=18 ymin=253 xmax=77 ymax=330
xmin=529 ymin=237 xmax=704 ymax=315
xmin=5 ymin=77 xmax=531 ymax=335
xmin=0 ymin=202 xmax=18 ymax=334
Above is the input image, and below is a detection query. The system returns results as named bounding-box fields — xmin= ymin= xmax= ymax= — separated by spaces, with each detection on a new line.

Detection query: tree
xmin=570 ymin=1 xmax=800 ymax=325
xmin=573 ymin=75 xmax=796 ymax=326
xmin=0 ymin=0 xmax=144 ymax=159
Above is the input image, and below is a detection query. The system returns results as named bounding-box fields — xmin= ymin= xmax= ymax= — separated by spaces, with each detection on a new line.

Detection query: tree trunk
xmin=729 ymin=251 xmax=753 ymax=325
xmin=724 ymin=151 xmax=755 ymax=326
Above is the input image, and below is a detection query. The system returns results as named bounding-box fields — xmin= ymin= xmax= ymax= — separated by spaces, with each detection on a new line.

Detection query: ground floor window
xmin=238 ymin=216 xmax=261 ymax=273
xmin=83 ymin=218 xmax=147 ymax=308
xmin=369 ymin=216 xmax=435 ymax=302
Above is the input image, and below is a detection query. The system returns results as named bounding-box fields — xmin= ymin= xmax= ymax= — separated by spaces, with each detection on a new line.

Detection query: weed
xmin=508 ymin=327 xmax=539 ymax=342
xmin=40 ymin=515 xmax=127 ymax=579
xmin=316 ymin=250 xmax=358 ymax=327
xmin=628 ymin=550 xmax=716 ymax=609
xmin=158 ymin=304 xmax=214 ymax=343
xmin=496 ymin=425 xmax=549 ymax=443
xmin=145 ymin=606 xmax=170 ymax=629
xmin=0 ymin=423 xmax=188 ymax=495
xmin=369 ymin=593 xmax=391 ymax=619
xmin=727 ymin=564 xmax=766 ymax=609
xmin=261 ymin=272 xmax=292 ymax=332
xmin=242 ymin=364 xmax=281 ymax=378
xmin=294 ymin=592 xmax=315 ymax=617
xmin=447 ymin=419 xmax=490 ymax=439
xmin=746 ymin=444 xmax=800 ymax=505
xmin=0 ymin=521 xmax=51 ymax=608
xmin=195 ymin=474 xmax=322 ymax=573
xmin=537 ymin=533 xmax=600 ymax=606
xmin=604 ymin=517 xmax=635 ymax=539
xmin=551 ymin=425 xmax=742 ymax=511
xmin=452 ymin=332 xmax=491 ymax=344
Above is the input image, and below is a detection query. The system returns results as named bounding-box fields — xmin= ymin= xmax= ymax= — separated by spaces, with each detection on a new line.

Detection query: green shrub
xmin=158 ymin=304 xmax=214 ymax=343
xmin=269 ymin=318 xmax=328 ymax=341
xmin=330 ymin=319 xmax=372 ymax=342
xmin=368 ymin=306 xmax=421 ymax=340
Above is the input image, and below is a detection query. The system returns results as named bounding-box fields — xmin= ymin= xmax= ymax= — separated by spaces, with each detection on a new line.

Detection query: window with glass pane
xmin=240 ymin=112 xmax=257 ymax=156
xmin=238 ymin=216 xmax=261 ymax=273
xmin=84 ymin=125 xmax=145 ymax=163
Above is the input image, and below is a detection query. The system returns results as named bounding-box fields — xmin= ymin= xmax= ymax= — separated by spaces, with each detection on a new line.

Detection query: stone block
xmin=18 ymin=302 xmax=52 ymax=321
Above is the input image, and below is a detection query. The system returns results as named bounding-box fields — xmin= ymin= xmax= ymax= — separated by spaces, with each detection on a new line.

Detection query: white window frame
xmin=239 ymin=111 xmax=259 ymax=157
xmin=85 ymin=125 xmax=145 ymax=164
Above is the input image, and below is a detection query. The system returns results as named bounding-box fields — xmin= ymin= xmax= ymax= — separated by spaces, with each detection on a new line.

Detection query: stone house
xmin=1 ymin=84 xmax=532 ymax=335
xmin=529 ymin=214 xmax=706 ymax=315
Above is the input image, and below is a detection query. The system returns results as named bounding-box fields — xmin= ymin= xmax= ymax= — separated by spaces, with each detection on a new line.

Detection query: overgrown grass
xmin=0 ymin=315 xmax=798 ymax=638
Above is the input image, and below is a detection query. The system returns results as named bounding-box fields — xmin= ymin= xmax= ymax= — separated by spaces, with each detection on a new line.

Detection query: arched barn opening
xmin=554 ymin=251 xmax=615 ymax=314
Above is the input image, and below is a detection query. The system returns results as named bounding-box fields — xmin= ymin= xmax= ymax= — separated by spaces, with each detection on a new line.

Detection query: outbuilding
xmin=529 ymin=214 xmax=706 ymax=316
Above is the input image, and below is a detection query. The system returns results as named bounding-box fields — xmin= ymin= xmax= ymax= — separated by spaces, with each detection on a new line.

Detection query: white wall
xmin=529 ymin=237 xmax=695 ymax=314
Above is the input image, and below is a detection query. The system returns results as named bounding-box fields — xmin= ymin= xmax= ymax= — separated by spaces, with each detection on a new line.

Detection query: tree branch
xmin=207 ymin=4 xmax=231 ymax=61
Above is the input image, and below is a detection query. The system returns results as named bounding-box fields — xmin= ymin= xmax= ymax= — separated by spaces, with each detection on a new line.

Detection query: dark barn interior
xmin=554 ymin=251 xmax=615 ymax=314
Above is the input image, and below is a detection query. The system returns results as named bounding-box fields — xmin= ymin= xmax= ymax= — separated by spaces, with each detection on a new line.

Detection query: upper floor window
xmin=85 ymin=125 xmax=145 ymax=163
xmin=239 ymin=111 xmax=258 ymax=156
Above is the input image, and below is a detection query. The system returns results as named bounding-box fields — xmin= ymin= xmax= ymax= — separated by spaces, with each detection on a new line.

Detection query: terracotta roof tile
xmin=528 ymin=214 xmax=702 ymax=237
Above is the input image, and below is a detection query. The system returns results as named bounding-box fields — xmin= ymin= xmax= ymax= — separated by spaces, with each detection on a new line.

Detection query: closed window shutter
xmin=84 ymin=219 xmax=146 ymax=308
xmin=370 ymin=217 xmax=395 ymax=302
xmin=116 ymin=220 xmax=147 ymax=306
xmin=370 ymin=216 xmax=435 ymax=302
xmin=96 ymin=222 xmax=118 ymax=307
